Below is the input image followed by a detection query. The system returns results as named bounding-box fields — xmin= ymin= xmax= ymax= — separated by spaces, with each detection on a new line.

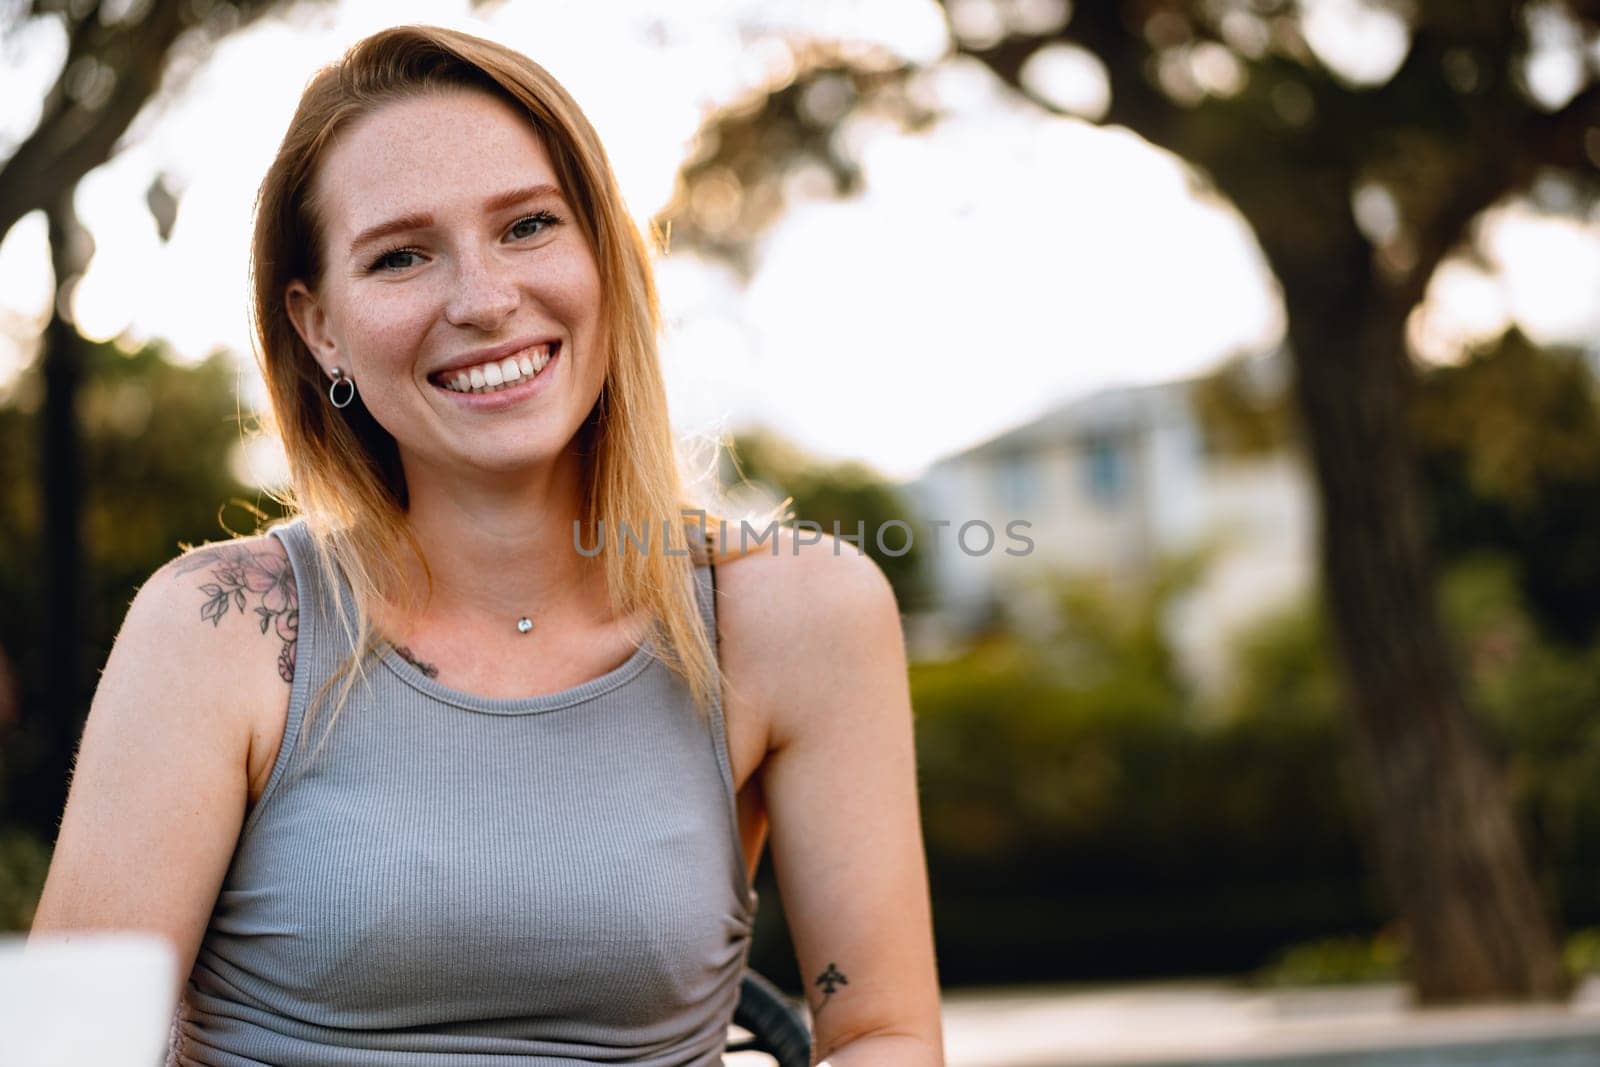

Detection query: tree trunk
xmin=19 ymin=197 xmax=90 ymax=837
xmin=1279 ymin=231 xmax=1570 ymax=1002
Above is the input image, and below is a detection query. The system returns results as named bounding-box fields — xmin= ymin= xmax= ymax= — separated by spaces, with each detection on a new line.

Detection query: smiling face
xmin=284 ymin=87 xmax=607 ymax=487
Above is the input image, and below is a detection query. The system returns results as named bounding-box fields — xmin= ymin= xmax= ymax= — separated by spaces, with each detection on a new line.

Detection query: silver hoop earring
xmin=328 ymin=366 xmax=356 ymax=409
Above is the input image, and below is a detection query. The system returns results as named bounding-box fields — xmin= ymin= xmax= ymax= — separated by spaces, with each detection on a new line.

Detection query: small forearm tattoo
xmin=811 ymin=961 xmax=849 ymax=1018
xmin=393 ymin=645 xmax=439 ymax=679
xmin=175 ymin=544 xmax=299 ymax=683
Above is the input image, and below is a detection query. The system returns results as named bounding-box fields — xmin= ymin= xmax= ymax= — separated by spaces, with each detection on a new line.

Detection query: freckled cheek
xmin=533 ymin=263 xmax=603 ymax=340
xmin=343 ymin=290 xmax=437 ymax=379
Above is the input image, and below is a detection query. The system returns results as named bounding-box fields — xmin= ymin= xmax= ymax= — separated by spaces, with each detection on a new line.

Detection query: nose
xmin=443 ymin=244 xmax=519 ymax=331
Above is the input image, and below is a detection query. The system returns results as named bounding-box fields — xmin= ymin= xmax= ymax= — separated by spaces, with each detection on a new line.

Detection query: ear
xmin=284 ymin=279 xmax=339 ymax=376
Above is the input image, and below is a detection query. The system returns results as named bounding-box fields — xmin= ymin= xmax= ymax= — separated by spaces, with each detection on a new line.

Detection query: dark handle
xmin=729 ymin=970 xmax=812 ymax=1067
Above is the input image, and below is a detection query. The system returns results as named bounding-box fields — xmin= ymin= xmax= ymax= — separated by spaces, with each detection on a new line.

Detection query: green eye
xmin=370 ymin=248 xmax=421 ymax=272
xmin=511 ymin=210 xmax=561 ymax=239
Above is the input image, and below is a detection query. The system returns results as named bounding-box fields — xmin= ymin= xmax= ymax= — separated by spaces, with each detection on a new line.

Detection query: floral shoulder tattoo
xmin=174 ymin=542 xmax=299 ymax=683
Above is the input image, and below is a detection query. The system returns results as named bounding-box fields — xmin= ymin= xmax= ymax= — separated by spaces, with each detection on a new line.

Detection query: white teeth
xmin=440 ymin=343 xmax=557 ymax=393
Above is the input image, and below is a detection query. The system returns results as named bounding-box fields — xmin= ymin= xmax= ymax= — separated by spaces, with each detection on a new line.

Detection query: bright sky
xmin=0 ymin=0 xmax=1597 ymax=482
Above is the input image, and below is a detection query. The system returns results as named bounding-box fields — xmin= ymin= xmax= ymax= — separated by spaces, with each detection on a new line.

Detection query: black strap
xmin=708 ymin=556 xmax=719 ymax=647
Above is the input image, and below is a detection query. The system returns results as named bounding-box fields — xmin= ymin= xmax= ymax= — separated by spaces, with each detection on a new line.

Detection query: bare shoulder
xmin=29 ymin=532 xmax=298 ymax=1004
xmin=151 ymin=534 xmax=300 ymax=800
xmin=712 ymin=524 xmax=903 ymax=751
xmin=154 ymin=532 xmax=300 ymax=684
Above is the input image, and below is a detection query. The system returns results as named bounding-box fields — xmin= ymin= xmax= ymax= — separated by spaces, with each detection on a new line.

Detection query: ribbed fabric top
xmin=171 ymin=517 xmax=759 ymax=1066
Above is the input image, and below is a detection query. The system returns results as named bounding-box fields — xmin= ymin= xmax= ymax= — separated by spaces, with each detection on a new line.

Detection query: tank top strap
xmin=238 ymin=515 xmax=346 ymax=842
xmin=266 ymin=515 xmax=354 ymax=660
xmin=686 ymin=521 xmax=755 ymax=915
xmin=684 ymin=524 xmax=716 ymax=659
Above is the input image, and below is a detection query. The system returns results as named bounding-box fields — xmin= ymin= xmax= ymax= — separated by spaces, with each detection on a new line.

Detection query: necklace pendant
xmin=516 ymin=616 xmax=534 ymax=634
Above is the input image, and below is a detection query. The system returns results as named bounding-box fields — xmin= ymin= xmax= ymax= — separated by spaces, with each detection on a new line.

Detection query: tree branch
xmin=0 ymin=0 xmax=189 ymax=241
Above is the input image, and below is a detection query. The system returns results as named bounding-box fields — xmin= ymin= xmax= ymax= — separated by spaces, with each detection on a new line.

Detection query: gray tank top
xmin=171 ymin=516 xmax=759 ymax=1065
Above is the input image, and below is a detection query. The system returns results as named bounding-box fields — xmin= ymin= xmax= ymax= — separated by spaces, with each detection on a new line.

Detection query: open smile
xmin=430 ymin=340 xmax=559 ymax=395
xmin=428 ymin=342 xmax=560 ymax=409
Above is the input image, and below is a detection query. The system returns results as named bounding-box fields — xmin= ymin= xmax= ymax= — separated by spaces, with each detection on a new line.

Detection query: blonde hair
xmin=248 ymin=23 xmax=775 ymax=761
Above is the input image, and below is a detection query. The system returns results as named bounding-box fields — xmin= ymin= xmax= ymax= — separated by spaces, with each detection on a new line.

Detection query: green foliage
xmin=911 ymin=544 xmax=1600 ymax=983
xmin=1235 ymin=553 xmax=1600 ymax=980
xmin=1415 ymin=332 xmax=1600 ymax=514
xmin=1190 ymin=352 xmax=1298 ymax=458
xmin=0 ymin=339 xmax=285 ymax=657
xmin=1260 ymin=925 xmax=1600 ymax=989
xmin=1415 ymin=331 xmax=1600 ymax=646
xmin=1253 ymin=929 xmax=1407 ymax=988
xmin=723 ymin=427 xmax=932 ymax=610
xmin=0 ymin=825 xmax=51 ymax=931
xmin=0 ymin=338 xmax=286 ymax=876
xmin=910 ymin=569 xmax=1375 ymax=981
xmin=1431 ymin=553 xmax=1600 ymax=917
xmin=1218 ymin=594 xmax=1342 ymax=731
xmin=1564 ymin=928 xmax=1600 ymax=978
xmin=1190 ymin=330 xmax=1600 ymax=648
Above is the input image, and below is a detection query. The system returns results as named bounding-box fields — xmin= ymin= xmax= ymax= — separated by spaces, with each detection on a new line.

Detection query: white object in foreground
xmin=0 ymin=931 xmax=177 ymax=1067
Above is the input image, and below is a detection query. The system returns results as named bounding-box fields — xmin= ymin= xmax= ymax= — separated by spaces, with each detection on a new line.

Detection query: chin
xmin=464 ymin=443 xmax=576 ymax=477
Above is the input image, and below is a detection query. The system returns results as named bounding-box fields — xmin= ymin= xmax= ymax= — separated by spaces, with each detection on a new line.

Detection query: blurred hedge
xmin=910 ymin=568 xmax=1378 ymax=984
xmin=911 ymin=553 xmax=1600 ymax=986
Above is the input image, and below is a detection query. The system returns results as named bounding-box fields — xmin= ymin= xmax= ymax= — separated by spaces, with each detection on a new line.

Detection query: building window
xmin=997 ymin=452 xmax=1036 ymax=510
xmin=1082 ymin=435 xmax=1125 ymax=507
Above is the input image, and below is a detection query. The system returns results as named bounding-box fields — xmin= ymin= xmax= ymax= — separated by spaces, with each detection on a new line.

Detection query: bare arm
xmin=728 ymin=532 xmax=944 ymax=1066
xmin=28 ymin=537 xmax=295 ymax=1009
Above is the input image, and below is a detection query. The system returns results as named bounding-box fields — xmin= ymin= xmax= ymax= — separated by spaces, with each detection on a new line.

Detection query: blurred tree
xmin=1193 ymin=329 xmax=1600 ymax=649
xmin=0 ymin=339 xmax=283 ymax=838
xmin=722 ymin=428 xmax=933 ymax=611
xmin=0 ymin=0 xmax=293 ymax=853
xmin=661 ymin=0 xmax=1600 ymax=1001
xmin=1414 ymin=329 xmax=1600 ymax=646
xmin=1190 ymin=348 xmax=1300 ymax=457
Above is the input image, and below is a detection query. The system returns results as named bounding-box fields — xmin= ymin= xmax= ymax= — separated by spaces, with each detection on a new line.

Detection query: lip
xmin=432 ymin=345 xmax=560 ymax=409
xmin=428 ymin=336 xmax=559 ymax=381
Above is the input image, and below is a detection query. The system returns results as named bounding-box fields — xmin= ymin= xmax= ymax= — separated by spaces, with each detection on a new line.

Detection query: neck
xmin=389 ymin=451 xmax=608 ymax=638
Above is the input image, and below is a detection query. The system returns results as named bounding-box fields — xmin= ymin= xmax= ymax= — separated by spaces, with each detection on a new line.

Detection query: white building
xmin=901 ymin=362 xmax=1317 ymax=697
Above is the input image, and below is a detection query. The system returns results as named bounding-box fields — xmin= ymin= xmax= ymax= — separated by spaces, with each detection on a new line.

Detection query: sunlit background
xmin=6 ymin=0 xmax=1600 ymax=1063
xmin=8 ymin=0 xmax=1594 ymax=484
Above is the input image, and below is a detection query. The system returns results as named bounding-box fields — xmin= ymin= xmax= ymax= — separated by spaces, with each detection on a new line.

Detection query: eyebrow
xmin=346 ymin=183 xmax=566 ymax=258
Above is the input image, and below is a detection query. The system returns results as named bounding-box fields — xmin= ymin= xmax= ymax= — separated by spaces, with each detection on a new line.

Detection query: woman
xmin=29 ymin=23 xmax=943 ymax=1067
